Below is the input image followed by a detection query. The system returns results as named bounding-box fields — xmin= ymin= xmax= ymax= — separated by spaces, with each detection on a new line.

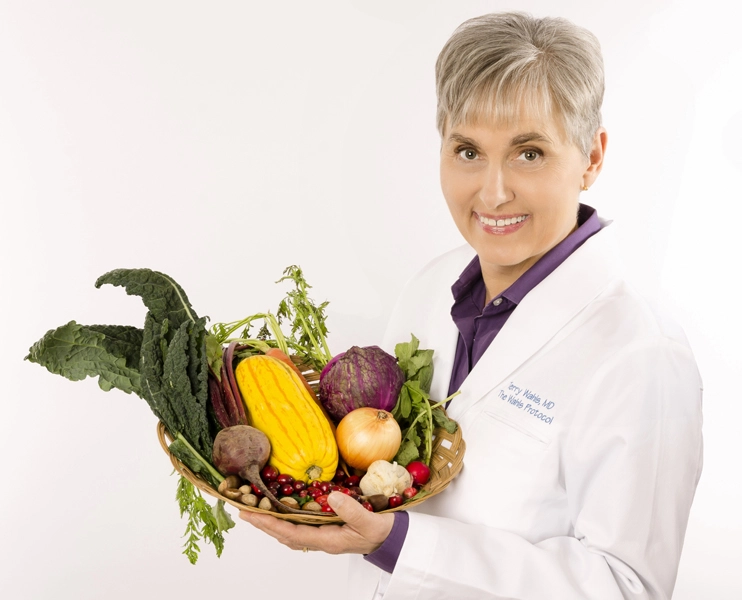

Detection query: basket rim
xmin=158 ymin=420 xmax=465 ymax=525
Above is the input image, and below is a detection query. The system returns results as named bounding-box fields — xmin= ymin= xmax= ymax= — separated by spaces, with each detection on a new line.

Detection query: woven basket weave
xmin=157 ymin=358 xmax=466 ymax=525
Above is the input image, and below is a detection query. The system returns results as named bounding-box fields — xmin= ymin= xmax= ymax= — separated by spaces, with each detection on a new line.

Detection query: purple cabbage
xmin=318 ymin=345 xmax=405 ymax=422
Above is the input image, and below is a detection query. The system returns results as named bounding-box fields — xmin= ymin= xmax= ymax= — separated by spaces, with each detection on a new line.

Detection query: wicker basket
xmin=157 ymin=357 xmax=466 ymax=525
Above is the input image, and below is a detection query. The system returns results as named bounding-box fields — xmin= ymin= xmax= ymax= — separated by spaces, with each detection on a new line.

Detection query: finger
xmin=239 ymin=510 xmax=341 ymax=551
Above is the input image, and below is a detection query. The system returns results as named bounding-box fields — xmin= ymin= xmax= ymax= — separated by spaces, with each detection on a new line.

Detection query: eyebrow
xmin=510 ymin=132 xmax=553 ymax=146
xmin=445 ymin=131 xmax=553 ymax=147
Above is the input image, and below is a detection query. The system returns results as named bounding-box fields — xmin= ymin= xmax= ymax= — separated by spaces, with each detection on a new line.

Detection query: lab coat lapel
xmin=451 ymin=224 xmax=621 ymax=418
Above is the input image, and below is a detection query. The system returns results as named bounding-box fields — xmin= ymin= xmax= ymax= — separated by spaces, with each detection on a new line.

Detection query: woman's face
xmin=440 ymin=112 xmax=605 ymax=287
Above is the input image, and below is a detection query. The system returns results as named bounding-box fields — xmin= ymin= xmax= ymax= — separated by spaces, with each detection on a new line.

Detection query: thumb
xmin=327 ymin=491 xmax=374 ymax=529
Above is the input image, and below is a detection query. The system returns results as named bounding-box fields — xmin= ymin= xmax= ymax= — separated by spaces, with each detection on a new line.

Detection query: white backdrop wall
xmin=1 ymin=1 xmax=739 ymax=598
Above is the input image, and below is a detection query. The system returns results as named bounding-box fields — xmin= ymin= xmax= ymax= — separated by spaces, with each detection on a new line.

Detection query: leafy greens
xmin=392 ymin=334 xmax=458 ymax=466
xmin=25 ymin=268 xmax=228 ymax=563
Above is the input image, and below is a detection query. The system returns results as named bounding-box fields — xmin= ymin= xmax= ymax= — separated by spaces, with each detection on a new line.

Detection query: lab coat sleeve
xmin=379 ymin=336 xmax=703 ymax=600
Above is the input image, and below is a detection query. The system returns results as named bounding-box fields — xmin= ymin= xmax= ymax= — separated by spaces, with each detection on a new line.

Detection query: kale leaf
xmin=95 ymin=268 xmax=199 ymax=332
xmin=25 ymin=321 xmax=143 ymax=396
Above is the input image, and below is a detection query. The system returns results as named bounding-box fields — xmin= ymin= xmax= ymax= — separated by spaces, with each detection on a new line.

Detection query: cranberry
xmin=293 ymin=480 xmax=307 ymax=492
xmin=388 ymin=494 xmax=404 ymax=509
xmin=281 ymin=483 xmax=295 ymax=496
xmin=260 ymin=465 xmax=279 ymax=482
xmin=330 ymin=484 xmax=342 ymax=492
xmin=308 ymin=488 xmax=323 ymax=499
xmin=277 ymin=474 xmax=295 ymax=486
xmin=333 ymin=468 xmax=347 ymax=484
xmin=315 ymin=494 xmax=329 ymax=506
xmin=319 ymin=481 xmax=331 ymax=494
xmin=251 ymin=483 xmax=264 ymax=498
xmin=309 ymin=479 xmax=323 ymax=489
xmin=321 ymin=504 xmax=336 ymax=513
xmin=268 ymin=481 xmax=281 ymax=494
xmin=348 ymin=485 xmax=363 ymax=497
xmin=362 ymin=501 xmax=374 ymax=512
xmin=344 ymin=475 xmax=361 ymax=487
xmin=298 ymin=489 xmax=309 ymax=498
xmin=403 ymin=487 xmax=418 ymax=500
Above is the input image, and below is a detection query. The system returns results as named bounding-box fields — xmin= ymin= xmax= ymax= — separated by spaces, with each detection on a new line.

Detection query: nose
xmin=479 ymin=165 xmax=510 ymax=210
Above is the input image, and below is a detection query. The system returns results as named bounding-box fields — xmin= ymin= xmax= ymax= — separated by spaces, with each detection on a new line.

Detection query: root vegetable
xmin=213 ymin=425 xmax=308 ymax=515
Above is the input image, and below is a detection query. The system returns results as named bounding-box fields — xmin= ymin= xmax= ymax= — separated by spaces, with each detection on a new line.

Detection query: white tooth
xmin=496 ymin=219 xmax=505 ymax=226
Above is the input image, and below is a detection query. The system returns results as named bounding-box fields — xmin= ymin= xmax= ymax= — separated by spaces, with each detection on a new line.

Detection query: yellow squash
xmin=235 ymin=355 xmax=338 ymax=482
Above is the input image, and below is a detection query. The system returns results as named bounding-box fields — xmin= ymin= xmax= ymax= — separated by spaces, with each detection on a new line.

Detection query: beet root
xmin=213 ymin=425 xmax=270 ymax=476
xmin=212 ymin=425 xmax=315 ymax=515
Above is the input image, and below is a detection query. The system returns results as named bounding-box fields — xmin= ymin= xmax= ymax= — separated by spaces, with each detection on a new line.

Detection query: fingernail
xmin=327 ymin=491 xmax=344 ymax=509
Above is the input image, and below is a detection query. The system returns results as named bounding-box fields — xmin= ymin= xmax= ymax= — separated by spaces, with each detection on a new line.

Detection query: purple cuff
xmin=363 ymin=511 xmax=409 ymax=573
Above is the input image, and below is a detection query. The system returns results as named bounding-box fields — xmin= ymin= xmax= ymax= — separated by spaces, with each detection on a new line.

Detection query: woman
xmin=239 ymin=12 xmax=702 ymax=600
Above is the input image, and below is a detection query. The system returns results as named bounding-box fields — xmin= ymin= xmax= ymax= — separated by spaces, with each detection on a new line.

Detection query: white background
xmin=1 ymin=1 xmax=740 ymax=598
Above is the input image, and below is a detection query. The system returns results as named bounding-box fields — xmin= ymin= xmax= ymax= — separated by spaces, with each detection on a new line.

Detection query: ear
xmin=582 ymin=127 xmax=608 ymax=189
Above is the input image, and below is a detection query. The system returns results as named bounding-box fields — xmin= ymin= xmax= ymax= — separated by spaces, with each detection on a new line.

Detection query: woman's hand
xmin=239 ymin=491 xmax=395 ymax=554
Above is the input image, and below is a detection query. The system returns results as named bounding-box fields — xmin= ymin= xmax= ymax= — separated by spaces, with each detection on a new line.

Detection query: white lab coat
xmin=349 ymin=221 xmax=703 ymax=600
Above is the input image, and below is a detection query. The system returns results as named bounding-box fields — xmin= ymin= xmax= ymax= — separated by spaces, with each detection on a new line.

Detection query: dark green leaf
xmin=95 ymin=268 xmax=199 ymax=332
xmin=25 ymin=321 xmax=143 ymax=396
xmin=394 ymin=438 xmax=420 ymax=466
xmin=164 ymin=320 xmax=213 ymax=461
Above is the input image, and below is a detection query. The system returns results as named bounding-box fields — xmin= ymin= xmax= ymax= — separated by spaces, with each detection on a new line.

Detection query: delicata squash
xmin=235 ymin=355 xmax=338 ymax=482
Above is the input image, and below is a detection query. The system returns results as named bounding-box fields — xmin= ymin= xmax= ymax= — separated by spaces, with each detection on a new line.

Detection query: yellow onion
xmin=336 ymin=407 xmax=402 ymax=471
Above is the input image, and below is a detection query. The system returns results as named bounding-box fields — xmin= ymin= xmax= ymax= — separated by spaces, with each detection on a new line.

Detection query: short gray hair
xmin=435 ymin=12 xmax=604 ymax=156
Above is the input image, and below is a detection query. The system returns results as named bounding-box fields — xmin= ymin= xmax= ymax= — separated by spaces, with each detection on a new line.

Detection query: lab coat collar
xmin=437 ymin=219 xmax=620 ymax=421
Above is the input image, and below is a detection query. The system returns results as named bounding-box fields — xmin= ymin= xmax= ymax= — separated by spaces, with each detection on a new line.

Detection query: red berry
xmin=298 ymin=489 xmax=309 ymax=498
xmin=333 ymin=468 xmax=347 ymax=483
xmin=340 ymin=487 xmax=352 ymax=495
xmin=403 ymin=487 xmax=418 ymax=500
xmin=281 ymin=483 xmax=295 ymax=496
xmin=362 ymin=501 xmax=374 ymax=512
xmin=319 ymin=481 xmax=331 ymax=494
xmin=388 ymin=494 xmax=404 ymax=508
xmin=277 ymin=474 xmax=295 ymax=486
xmin=344 ymin=475 xmax=361 ymax=487
xmin=316 ymin=494 xmax=329 ymax=506
xmin=321 ymin=504 xmax=335 ymax=513
xmin=293 ymin=480 xmax=307 ymax=492
xmin=261 ymin=465 xmax=279 ymax=482
xmin=308 ymin=488 xmax=323 ymax=499
xmin=251 ymin=483 xmax=265 ymax=498
xmin=348 ymin=485 xmax=363 ymax=497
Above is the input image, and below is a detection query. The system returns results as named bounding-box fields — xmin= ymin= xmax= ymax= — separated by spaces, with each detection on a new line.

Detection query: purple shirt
xmin=364 ymin=204 xmax=601 ymax=574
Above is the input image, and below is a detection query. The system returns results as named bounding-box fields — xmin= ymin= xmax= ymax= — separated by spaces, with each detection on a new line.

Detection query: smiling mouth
xmin=476 ymin=214 xmax=528 ymax=227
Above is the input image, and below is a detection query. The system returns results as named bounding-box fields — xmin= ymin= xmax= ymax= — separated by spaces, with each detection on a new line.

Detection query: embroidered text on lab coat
xmin=498 ymin=381 xmax=557 ymax=425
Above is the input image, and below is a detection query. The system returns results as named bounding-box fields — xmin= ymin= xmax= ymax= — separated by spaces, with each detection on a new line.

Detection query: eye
xmin=456 ymin=147 xmax=479 ymax=161
xmin=519 ymin=149 xmax=541 ymax=162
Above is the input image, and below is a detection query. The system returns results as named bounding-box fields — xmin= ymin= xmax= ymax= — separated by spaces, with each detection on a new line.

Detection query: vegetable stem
xmin=176 ymin=432 xmax=225 ymax=484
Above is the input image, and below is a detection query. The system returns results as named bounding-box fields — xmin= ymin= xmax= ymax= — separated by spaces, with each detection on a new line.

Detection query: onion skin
xmin=336 ymin=408 xmax=402 ymax=471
